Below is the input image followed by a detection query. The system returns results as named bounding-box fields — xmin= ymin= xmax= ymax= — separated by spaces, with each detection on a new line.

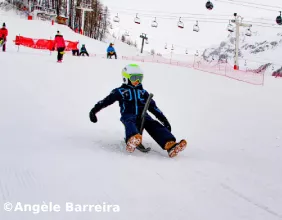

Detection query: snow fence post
xmin=225 ymin=60 xmax=228 ymax=76
xmin=50 ymin=36 xmax=52 ymax=56
xmin=17 ymin=34 xmax=20 ymax=52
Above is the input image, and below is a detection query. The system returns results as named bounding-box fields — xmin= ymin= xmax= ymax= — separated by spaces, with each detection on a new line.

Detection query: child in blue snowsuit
xmin=89 ymin=64 xmax=187 ymax=158
xmin=79 ymin=44 xmax=89 ymax=56
xmin=107 ymin=43 xmax=117 ymax=59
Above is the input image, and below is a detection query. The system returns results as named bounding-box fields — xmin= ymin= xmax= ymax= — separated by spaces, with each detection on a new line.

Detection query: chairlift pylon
xmin=113 ymin=13 xmax=120 ymax=22
xmin=134 ymin=13 xmax=141 ymax=24
xmin=177 ymin=17 xmax=184 ymax=29
xmin=206 ymin=1 xmax=214 ymax=10
xmin=151 ymin=17 xmax=158 ymax=28
xmin=193 ymin=21 xmax=199 ymax=32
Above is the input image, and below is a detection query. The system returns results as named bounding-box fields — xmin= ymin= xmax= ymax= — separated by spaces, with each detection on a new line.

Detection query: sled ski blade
xmin=136 ymin=144 xmax=151 ymax=153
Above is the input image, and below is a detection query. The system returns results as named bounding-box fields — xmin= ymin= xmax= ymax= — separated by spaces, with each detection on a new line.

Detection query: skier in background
xmin=53 ymin=31 xmax=66 ymax=62
xmin=89 ymin=64 xmax=187 ymax=158
xmin=107 ymin=43 xmax=117 ymax=59
xmin=72 ymin=41 xmax=79 ymax=56
xmin=79 ymin=44 xmax=89 ymax=56
xmin=0 ymin=23 xmax=8 ymax=52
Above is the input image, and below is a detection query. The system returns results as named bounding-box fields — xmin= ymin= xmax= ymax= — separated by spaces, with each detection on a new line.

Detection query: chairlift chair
xmin=185 ymin=49 xmax=188 ymax=54
xmin=177 ymin=17 xmax=184 ymax=28
xmin=171 ymin=45 xmax=174 ymax=50
xmin=193 ymin=21 xmax=199 ymax=32
xmin=227 ymin=20 xmax=234 ymax=32
xmin=47 ymin=8 xmax=56 ymax=16
xmin=124 ymin=31 xmax=129 ymax=36
xmin=164 ymin=43 xmax=167 ymax=49
xmin=134 ymin=13 xmax=141 ymax=24
xmin=206 ymin=1 xmax=214 ymax=10
xmin=245 ymin=28 xmax=252 ymax=37
xmin=276 ymin=11 xmax=282 ymax=25
xmin=145 ymin=39 xmax=149 ymax=44
xmin=113 ymin=13 xmax=120 ymax=22
xmin=151 ymin=17 xmax=158 ymax=28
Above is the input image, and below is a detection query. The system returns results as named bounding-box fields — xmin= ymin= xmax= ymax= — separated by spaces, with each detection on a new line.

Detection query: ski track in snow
xmin=221 ymin=183 xmax=282 ymax=219
xmin=1 ymin=9 xmax=282 ymax=220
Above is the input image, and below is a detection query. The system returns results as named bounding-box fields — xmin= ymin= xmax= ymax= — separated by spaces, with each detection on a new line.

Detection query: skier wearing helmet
xmin=89 ymin=64 xmax=187 ymax=158
xmin=107 ymin=43 xmax=117 ymax=59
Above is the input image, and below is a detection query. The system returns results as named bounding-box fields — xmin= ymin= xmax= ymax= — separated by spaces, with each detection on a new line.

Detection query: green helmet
xmin=122 ymin=64 xmax=144 ymax=86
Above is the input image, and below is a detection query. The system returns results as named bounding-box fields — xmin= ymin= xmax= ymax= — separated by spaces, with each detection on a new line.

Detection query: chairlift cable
xmin=222 ymin=0 xmax=282 ymax=9
xmin=214 ymin=0 xmax=279 ymax=12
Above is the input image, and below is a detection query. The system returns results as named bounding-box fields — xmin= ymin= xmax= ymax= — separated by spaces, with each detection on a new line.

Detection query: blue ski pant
xmin=121 ymin=114 xmax=176 ymax=149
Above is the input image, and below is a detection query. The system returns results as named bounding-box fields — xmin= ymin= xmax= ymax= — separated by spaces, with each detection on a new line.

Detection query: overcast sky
xmin=99 ymin=0 xmax=282 ymax=54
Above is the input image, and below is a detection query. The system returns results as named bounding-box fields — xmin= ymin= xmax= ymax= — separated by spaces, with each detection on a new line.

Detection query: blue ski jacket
xmin=107 ymin=46 xmax=115 ymax=53
xmin=90 ymin=83 xmax=167 ymax=122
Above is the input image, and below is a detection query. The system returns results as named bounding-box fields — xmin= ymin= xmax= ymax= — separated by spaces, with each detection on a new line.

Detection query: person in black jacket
xmin=79 ymin=44 xmax=89 ymax=56
xmin=89 ymin=64 xmax=187 ymax=158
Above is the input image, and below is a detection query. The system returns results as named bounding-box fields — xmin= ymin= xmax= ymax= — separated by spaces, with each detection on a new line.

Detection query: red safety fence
xmin=14 ymin=35 xmax=79 ymax=51
xmin=122 ymin=55 xmax=265 ymax=85
xmin=12 ymin=37 xmax=266 ymax=85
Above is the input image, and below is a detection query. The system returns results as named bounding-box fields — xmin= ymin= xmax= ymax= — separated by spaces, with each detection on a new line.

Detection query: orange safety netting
xmin=14 ymin=35 xmax=78 ymax=51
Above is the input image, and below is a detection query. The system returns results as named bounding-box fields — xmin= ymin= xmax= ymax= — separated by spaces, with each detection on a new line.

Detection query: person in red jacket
xmin=53 ymin=31 xmax=66 ymax=62
xmin=0 ymin=23 xmax=8 ymax=52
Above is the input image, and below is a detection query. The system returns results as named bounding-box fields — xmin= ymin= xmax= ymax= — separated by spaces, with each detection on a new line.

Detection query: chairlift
xmin=134 ymin=13 xmax=141 ymax=24
xmin=193 ymin=21 xmax=199 ymax=32
xmin=164 ymin=43 xmax=167 ymax=49
xmin=276 ymin=11 xmax=282 ymax=25
xmin=177 ymin=17 xmax=184 ymax=29
xmin=145 ymin=39 xmax=149 ymax=44
xmin=227 ymin=20 xmax=234 ymax=32
xmin=195 ymin=50 xmax=199 ymax=56
xmin=171 ymin=45 xmax=174 ymax=50
xmin=206 ymin=1 xmax=214 ymax=10
xmin=245 ymin=28 xmax=252 ymax=37
xmin=124 ymin=30 xmax=129 ymax=36
xmin=151 ymin=17 xmax=158 ymax=28
xmin=113 ymin=13 xmax=120 ymax=22
xmin=185 ymin=49 xmax=188 ymax=54
xmin=47 ymin=8 xmax=56 ymax=16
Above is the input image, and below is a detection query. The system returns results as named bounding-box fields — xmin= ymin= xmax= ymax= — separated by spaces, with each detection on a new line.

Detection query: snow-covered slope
xmin=0 ymin=8 xmax=141 ymax=56
xmin=1 ymin=8 xmax=282 ymax=220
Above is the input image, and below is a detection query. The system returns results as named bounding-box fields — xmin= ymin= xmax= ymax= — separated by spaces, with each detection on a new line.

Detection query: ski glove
xmin=89 ymin=111 xmax=97 ymax=123
xmin=161 ymin=118 xmax=171 ymax=132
